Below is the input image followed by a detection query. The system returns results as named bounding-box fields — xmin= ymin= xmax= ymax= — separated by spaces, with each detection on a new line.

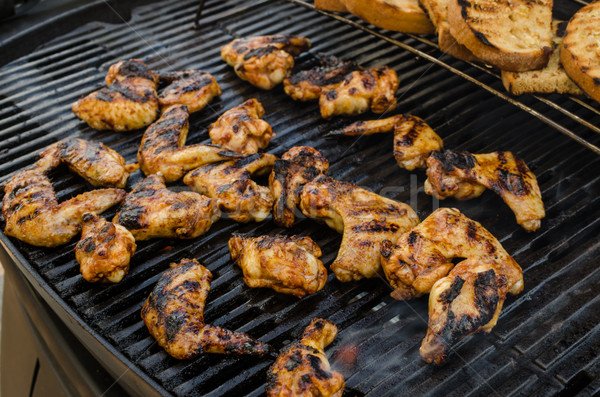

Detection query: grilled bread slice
xmin=560 ymin=1 xmax=600 ymax=103
xmin=343 ymin=0 xmax=435 ymax=35
xmin=502 ymin=21 xmax=584 ymax=95
xmin=447 ymin=0 xmax=553 ymax=72
xmin=315 ymin=0 xmax=348 ymax=12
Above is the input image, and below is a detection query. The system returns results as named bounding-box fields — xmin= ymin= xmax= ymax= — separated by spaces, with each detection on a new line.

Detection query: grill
xmin=0 ymin=0 xmax=599 ymax=395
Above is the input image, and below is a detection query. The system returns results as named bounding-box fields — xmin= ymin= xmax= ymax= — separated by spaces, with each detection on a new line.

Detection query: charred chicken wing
xmin=229 ymin=234 xmax=327 ymax=298
xmin=157 ymin=70 xmax=222 ymax=113
xmin=141 ymin=258 xmax=272 ymax=359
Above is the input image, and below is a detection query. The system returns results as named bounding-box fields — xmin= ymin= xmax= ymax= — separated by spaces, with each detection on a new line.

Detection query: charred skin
xmin=158 ymin=70 xmax=222 ymax=113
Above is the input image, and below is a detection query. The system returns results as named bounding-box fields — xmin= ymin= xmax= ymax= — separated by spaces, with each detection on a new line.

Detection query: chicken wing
xmin=267 ymin=318 xmax=344 ymax=397
xmin=380 ymin=207 xmax=523 ymax=300
xmin=424 ymin=150 xmax=545 ymax=231
xmin=221 ymin=35 xmax=311 ymax=90
xmin=72 ymin=59 xmax=160 ymax=131
xmin=300 ymin=174 xmax=419 ymax=281
xmin=208 ymin=98 xmax=274 ymax=154
xmin=137 ymin=105 xmax=240 ymax=182
xmin=330 ymin=115 xmax=444 ymax=171
xmin=183 ymin=153 xmax=276 ymax=222
xmin=141 ymin=258 xmax=272 ymax=359
xmin=420 ymin=258 xmax=508 ymax=365
xmin=229 ymin=234 xmax=327 ymax=298
xmin=319 ymin=66 xmax=398 ymax=119
xmin=269 ymin=146 xmax=329 ymax=227
xmin=75 ymin=213 xmax=136 ymax=283
xmin=157 ymin=70 xmax=222 ymax=113
xmin=113 ymin=173 xmax=219 ymax=240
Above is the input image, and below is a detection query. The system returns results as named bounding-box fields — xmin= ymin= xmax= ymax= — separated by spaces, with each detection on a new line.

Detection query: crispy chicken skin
xmin=283 ymin=55 xmax=363 ymax=101
xmin=141 ymin=258 xmax=272 ymax=359
xmin=380 ymin=208 xmax=523 ymax=300
xmin=269 ymin=146 xmax=329 ymax=227
xmin=424 ymin=150 xmax=545 ymax=231
xmin=267 ymin=318 xmax=344 ymax=397
xmin=300 ymin=174 xmax=419 ymax=281
xmin=183 ymin=153 xmax=276 ymax=223
xmin=229 ymin=234 xmax=327 ymax=298
xmin=420 ymin=259 xmax=508 ymax=365
xmin=114 ymin=173 xmax=220 ymax=240
xmin=208 ymin=98 xmax=275 ymax=154
xmin=72 ymin=59 xmax=160 ymax=131
xmin=319 ymin=66 xmax=399 ymax=119
xmin=137 ymin=105 xmax=240 ymax=182
xmin=158 ymin=70 xmax=222 ymax=113
xmin=75 ymin=213 xmax=136 ymax=283
xmin=221 ymin=35 xmax=311 ymax=90
xmin=331 ymin=115 xmax=444 ymax=171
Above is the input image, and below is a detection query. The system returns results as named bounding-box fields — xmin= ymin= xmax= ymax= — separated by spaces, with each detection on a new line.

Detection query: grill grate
xmin=0 ymin=0 xmax=599 ymax=396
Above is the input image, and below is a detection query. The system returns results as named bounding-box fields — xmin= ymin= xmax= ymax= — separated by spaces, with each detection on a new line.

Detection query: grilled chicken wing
xmin=157 ymin=70 xmax=222 ymax=113
xmin=300 ymin=174 xmax=419 ymax=281
xmin=380 ymin=207 xmax=523 ymax=300
xmin=72 ymin=59 xmax=160 ymax=131
xmin=319 ymin=66 xmax=398 ymax=119
xmin=75 ymin=213 xmax=136 ymax=283
xmin=114 ymin=173 xmax=219 ymax=240
xmin=208 ymin=98 xmax=274 ymax=154
xmin=424 ymin=150 xmax=545 ymax=231
xmin=141 ymin=258 xmax=272 ymax=359
xmin=420 ymin=258 xmax=508 ymax=364
xmin=137 ymin=105 xmax=240 ymax=182
xmin=331 ymin=115 xmax=444 ymax=171
xmin=229 ymin=234 xmax=327 ymax=298
xmin=269 ymin=146 xmax=329 ymax=227
xmin=221 ymin=35 xmax=311 ymax=90
xmin=283 ymin=55 xmax=362 ymax=101
xmin=183 ymin=153 xmax=276 ymax=222
xmin=267 ymin=318 xmax=344 ymax=397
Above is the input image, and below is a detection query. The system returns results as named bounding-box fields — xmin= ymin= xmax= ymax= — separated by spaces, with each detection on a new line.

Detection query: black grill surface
xmin=1 ymin=0 xmax=599 ymax=396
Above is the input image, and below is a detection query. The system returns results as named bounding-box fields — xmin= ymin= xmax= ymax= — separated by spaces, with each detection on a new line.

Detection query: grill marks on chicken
xmin=157 ymin=70 xmax=222 ymax=113
xmin=141 ymin=258 xmax=272 ymax=359
xmin=267 ymin=318 xmax=344 ymax=397
xmin=221 ymin=35 xmax=311 ymax=90
xmin=424 ymin=150 xmax=545 ymax=231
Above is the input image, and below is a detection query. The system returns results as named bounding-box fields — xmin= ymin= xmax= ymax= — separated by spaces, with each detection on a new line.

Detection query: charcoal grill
xmin=1 ymin=0 xmax=599 ymax=395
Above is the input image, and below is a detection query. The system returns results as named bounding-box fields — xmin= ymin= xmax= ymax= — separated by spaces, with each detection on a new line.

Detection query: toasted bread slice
xmin=561 ymin=1 xmax=600 ymax=103
xmin=502 ymin=21 xmax=584 ymax=95
xmin=315 ymin=0 xmax=348 ymax=12
xmin=344 ymin=0 xmax=435 ymax=35
xmin=447 ymin=0 xmax=553 ymax=72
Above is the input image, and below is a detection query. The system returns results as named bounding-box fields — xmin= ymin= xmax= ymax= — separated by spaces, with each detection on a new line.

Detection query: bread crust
xmin=315 ymin=0 xmax=348 ymax=12
xmin=344 ymin=0 xmax=435 ymax=35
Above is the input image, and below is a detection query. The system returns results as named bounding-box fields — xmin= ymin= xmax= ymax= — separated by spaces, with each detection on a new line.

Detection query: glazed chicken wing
xmin=208 ymin=98 xmax=274 ymax=154
xmin=158 ymin=70 xmax=222 ymax=113
xmin=424 ymin=150 xmax=545 ymax=231
xmin=229 ymin=234 xmax=327 ymax=298
xmin=75 ymin=213 xmax=136 ymax=283
xmin=137 ymin=105 xmax=240 ymax=182
xmin=300 ymin=174 xmax=419 ymax=281
xmin=221 ymin=35 xmax=311 ymax=90
xmin=183 ymin=153 xmax=276 ymax=222
xmin=267 ymin=318 xmax=344 ymax=397
xmin=72 ymin=59 xmax=160 ymax=131
xmin=114 ymin=173 xmax=220 ymax=240
xmin=141 ymin=258 xmax=272 ymax=359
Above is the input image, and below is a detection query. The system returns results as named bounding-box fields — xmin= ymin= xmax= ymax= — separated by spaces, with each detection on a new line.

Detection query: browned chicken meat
xmin=157 ymin=70 xmax=222 ymax=113
xmin=72 ymin=59 xmax=160 ymax=131
xmin=319 ymin=66 xmax=399 ymax=119
xmin=183 ymin=153 xmax=276 ymax=223
xmin=114 ymin=173 xmax=220 ymax=240
xmin=137 ymin=105 xmax=240 ymax=182
xmin=208 ymin=98 xmax=275 ymax=154
xmin=300 ymin=174 xmax=419 ymax=281
xmin=331 ymin=115 xmax=444 ymax=171
xmin=269 ymin=146 xmax=329 ymax=227
xmin=221 ymin=35 xmax=311 ymax=90
xmin=424 ymin=150 xmax=545 ymax=231
xmin=229 ymin=234 xmax=327 ymax=298
xmin=75 ymin=213 xmax=136 ymax=283
xmin=380 ymin=207 xmax=523 ymax=300
xmin=420 ymin=258 xmax=508 ymax=365
xmin=267 ymin=318 xmax=345 ymax=397
xmin=141 ymin=258 xmax=272 ymax=359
